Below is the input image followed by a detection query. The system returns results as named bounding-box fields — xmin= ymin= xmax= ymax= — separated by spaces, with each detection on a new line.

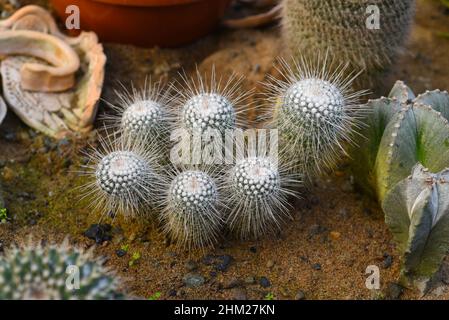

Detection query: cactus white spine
xmin=0 ymin=240 xmax=123 ymax=300
xmin=264 ymin=56 xmax=368 ymax=176
xmin=160 ymin=167 xmax=224 ymax=249
xmin=79 ymin=135 xmax=162 ymax=219
xmin=173 ymin=68 xmax=252 ymax=136
xmin=103 ymin=81 xmax=172 ymax=146
xmin=224 ymin=156 xmax=299 ymax=239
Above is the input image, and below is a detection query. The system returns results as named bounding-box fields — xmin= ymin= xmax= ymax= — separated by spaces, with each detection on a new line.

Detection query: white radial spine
xmin=160 ymin=167 xmax=224 ymax=249
xmin=78 ymin=134 xmax=163 ymax=219
xmin=262 ymin=54 xmax=369 ymax=177
xmin=223 ymin=156 xmax=300 ymax=239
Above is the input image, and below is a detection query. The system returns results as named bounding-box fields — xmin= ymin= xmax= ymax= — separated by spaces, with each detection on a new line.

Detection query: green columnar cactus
xmin=0 ymin=240 xmax=124 ymax=300
xmin=351 ymin=81 xmax=449 ymax=291
xmin=282 ymin=0 xmax=416 ymax=88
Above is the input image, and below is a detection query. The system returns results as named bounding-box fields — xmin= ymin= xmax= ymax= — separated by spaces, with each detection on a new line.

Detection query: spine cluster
xmin=0 ymin=240 xmax=124 ymax=300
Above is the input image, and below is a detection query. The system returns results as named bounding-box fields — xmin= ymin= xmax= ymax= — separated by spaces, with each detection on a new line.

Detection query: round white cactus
xmin=103 ymin=81 xmax=172 ymax=147
xmin=182 ymin=93 xmax=236 ymax=134
xmin=174 ymin=68 xmax=251 ymax=136
xmin=224 ymin=156 xmax=300 ymax=239
xmin=160 ymin=168 xmax=224 ymax=249
xmin=80 ymin=135 xmax=162 ymax=219
xmin=264 ymin=56 xmax=368 ymax=176
xmin=0 ymin=239 xmax=123 ymax=300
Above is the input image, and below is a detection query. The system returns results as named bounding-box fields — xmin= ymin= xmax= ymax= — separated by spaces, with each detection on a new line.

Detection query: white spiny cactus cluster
xmin=121 ymin=100 xmax=164 ymax=138
xmin=103 ymin=81 xmax=171 ymax=145
xmin=79 ymin=61 xmax=369 ymax=246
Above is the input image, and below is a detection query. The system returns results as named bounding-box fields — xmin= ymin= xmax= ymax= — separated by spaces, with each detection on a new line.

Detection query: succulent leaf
xmin=382 ymin=164 xmax=449 ymax=288
xmin=413 ymin=90 xmax=449 ymax=120
xmin=375 ymin=104 xmax=449 ymax=202
xmin=351 ymin=96 xmax=402 ymax=196
xmin=388 ymin=80 xmax=416 ymax=103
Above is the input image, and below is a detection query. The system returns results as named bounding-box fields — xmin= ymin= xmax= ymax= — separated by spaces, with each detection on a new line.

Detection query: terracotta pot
xmin=51 ymin=0 xmax=231 ymax=47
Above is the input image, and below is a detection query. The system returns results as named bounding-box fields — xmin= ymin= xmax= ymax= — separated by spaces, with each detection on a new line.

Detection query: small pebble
xmin=185 ymin=260 xmax=198 ymax=271
xmin=330 ymin=231 xmax=341 ymax=240
xmin=259 ymin=277 xmax=271 ymax=288
xmin=312 ymin=263 xmax=322 ymax=271
xmin=266 ymin=260 xmax=275 ymax=268
xmin=215 ymin=255 xmax=233 ymax=272
xmin=183 ymin=273 xmax=205 ymax=288
xmin=386 ymin=283 xmax=403 ymax=300
xmin=280 ymin=287 xmax=290 ymax=297
xmin=231 ymin=288 xmax=247 ymax=300
xmin=115 ymin=249 xmax=127 ymax=258
xmin=295 ymin=290 xmax=306 ymax=300
xmin=2 ymin=167 xmax=15 ymax=181
xmin=383 ymin=253 xmax=393 ymax=269
xmin=244 ymin=276 xmax=256 ymax=285
xmin=167 ymin=289 xmax=177 ymax=297
xmin=223 ymin=277 xmax=241 ymax=289
xmin=338 ymin=208 xmax=349 ymax=219
xmin=83 ymin=224 xmax=112 ymax=244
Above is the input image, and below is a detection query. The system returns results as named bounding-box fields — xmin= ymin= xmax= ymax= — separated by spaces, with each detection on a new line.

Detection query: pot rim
xmin=90 ymin=0 xmax=205 ymax=7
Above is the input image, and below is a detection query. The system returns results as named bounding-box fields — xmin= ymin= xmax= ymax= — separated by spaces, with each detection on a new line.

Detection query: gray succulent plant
xmin=351 ymin=81 xmax=449 ymax=292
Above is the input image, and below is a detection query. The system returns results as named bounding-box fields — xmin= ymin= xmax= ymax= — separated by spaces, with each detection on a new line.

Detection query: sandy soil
xmin=0 ymin=0 xmax=449 ymax=300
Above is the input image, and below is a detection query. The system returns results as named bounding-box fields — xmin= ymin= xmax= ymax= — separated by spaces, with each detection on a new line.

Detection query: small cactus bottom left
xmin=0 ymin=239 xmax=125 ymax=300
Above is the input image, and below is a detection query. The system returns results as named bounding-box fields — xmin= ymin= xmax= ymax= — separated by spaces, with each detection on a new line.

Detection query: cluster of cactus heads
xmin=81 ymin=68 xmax=305 ymax=248
xmin=0 ymin=239 xmax=123 ymax=300
xmin=82 ymin=57 xmax=374 ymax=248
xmin=351 ymin=81 xmax=449 ymax=292
xmin=264 ymin=56 xmax=368 ymax=177
xmin=282 ymin=0 xmax=416 ymax=89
